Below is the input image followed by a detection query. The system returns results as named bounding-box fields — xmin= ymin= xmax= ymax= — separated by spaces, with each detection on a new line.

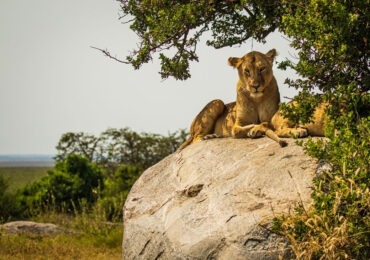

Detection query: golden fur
xmin=179 ymin=49 xmax=285 ymax=150
xmin=271 ymin=102 xmax=328 ymax=138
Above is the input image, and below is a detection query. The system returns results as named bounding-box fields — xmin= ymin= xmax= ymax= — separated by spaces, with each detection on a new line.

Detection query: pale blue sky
xmin=0 ymin=0 xmax=297 ymax=155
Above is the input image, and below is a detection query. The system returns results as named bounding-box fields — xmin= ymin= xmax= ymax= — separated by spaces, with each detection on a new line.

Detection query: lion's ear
xmin=228 ymin=57 xmax=242 ymax=68
xmin=265 ymin=49 xmax=277 ymax=63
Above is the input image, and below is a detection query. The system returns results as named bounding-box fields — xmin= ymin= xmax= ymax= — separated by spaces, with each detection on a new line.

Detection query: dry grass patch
xmin=0 ymin=233 xmax=121 ymax=260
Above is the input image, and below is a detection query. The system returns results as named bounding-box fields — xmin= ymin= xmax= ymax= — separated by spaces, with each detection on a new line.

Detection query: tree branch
xmin=90 ymin=46 xmax=130 ymax=64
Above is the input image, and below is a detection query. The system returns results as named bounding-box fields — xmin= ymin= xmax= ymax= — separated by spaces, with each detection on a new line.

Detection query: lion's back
xmin=213 ymin=102 xmax=236 ymax=136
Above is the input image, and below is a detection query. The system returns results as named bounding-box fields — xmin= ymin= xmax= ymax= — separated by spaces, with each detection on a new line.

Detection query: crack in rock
xmin=183 ymin=184 xmax=204 ymax=197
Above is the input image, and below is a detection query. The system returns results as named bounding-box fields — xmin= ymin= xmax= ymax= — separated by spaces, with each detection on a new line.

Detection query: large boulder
xmin=122 ymin=137 xmax=317 ymax=259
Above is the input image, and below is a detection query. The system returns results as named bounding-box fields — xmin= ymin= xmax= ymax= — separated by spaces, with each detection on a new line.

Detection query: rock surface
xmin=1 ymin=221 xmax=73 ymax=236
xmin=122 ymin=137 xmax=317 ymax=259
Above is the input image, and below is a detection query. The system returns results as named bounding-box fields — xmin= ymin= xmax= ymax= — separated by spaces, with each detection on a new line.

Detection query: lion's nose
xmin=251 ymin=85 xmax=260 ymax=93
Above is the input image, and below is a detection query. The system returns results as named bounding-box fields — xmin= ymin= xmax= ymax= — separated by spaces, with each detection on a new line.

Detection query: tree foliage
xmin=0 ymin=176 xmax=20 ymax=222
xmin=279 ymin=0 xmax=369 ymax=124
xmin=98 ymin=164 xmax=142 ymax=221
xmin=115 ymin=0 xmax=369 ymax=258
xmin=56 ymin=128 xmax=188 ymax=171
xmin=115 ymin=0 xmax=281 ymax=79
xmin=117 ymin=0 xmax=369 ymax=92
xmin=17 ymin=155 xmax=104 ymax=215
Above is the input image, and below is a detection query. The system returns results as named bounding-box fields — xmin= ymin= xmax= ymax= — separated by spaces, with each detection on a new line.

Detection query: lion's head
xmin=228 ymin=49 xmax=277 ymax=98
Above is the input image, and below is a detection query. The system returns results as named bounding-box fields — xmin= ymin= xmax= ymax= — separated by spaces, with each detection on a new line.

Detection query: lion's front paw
xmin=290 ymin=128 xmax=308 ymax=138
xmin=248 ymin=126 xmax=265 ymax=138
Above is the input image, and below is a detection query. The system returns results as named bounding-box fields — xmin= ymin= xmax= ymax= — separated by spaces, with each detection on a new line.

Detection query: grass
xmin=0 ymin=167 xmax=49 ymax=192
xmin=0 ymin=211 xmax=123 ymax=260
xmin=0 ymin=233 xmax=122 ymax=260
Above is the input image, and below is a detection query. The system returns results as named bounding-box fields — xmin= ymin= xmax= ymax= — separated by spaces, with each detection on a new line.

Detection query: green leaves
xmin=118 ymin=0 xmax=281 ymax=79
xmin=121 ymin=0 xmax=212 ymax=79
xmin=18 ymin=155 xmax=104 ymax=214
xmin=159 ymin=53 xmax=191 ymax=80
xmin=281 ymin=0 xmax=369 ymax=93
xmin=117 ymin=0 xmax=369 ymax=90
xmin=0 ymin=176 xmax=20 ymax=222
xmin=279 ymin=90 xmax=323 ymax=125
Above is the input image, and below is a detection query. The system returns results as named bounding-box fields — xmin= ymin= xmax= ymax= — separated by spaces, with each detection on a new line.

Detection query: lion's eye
xmin=245 ymin=70 xmax=250 ymax=76
xmin=259 ymin=67 xmax=266 ymax=72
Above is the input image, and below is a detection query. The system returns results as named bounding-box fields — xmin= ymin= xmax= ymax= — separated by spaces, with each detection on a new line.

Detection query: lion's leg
xmin=178 ymin=99 xmax=225 ymax=150
xmin=232 ymin=124 xmax=256 ymax=138
xmin=271 ymin=111 xmax=308 ymax=138
xmin=274 ymin=127 xmax=308 ymax=138
xmin=190 ymin=99 xmax=225 ymax=140
xmin=233 ymin=122 xmax=288 ymax=147
xmin=232 ymin=124 xmax=262 ymax=138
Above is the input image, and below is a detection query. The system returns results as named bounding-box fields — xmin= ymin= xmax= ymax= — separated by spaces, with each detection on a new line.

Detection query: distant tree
xmin=55 ymin=132 xmax=100 ymax=162
xmin=55 ymin=128 xmax=188 ymax=171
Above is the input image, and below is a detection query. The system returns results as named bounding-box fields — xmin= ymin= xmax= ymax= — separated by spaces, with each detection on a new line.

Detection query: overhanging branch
xmin=90 ymin=46 xmax=130 ymax=64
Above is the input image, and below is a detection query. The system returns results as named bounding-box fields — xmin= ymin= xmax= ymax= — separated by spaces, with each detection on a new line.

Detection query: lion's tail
xmin=177 ymin=133 xmax=224 ymax=151
xmin=265 ymin=129 xmax=288 ymax=147
xmin=177 ymin=136 xmax=194 ymax=151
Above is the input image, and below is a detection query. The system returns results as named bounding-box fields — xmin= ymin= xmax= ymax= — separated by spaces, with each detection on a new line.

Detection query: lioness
xmin=179 ymin=49 xmax=286 ymax=150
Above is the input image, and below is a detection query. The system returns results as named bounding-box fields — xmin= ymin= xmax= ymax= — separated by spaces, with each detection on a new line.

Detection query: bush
xmin=96 ymin=165 xmax=142 ymax=221
xmin=0 ymin=176 xmax=21 ymax=222
xmin=17 ymin=155 xmax=104 ymax=216
xmin=274 ymin=116 xmax=370 ymax=259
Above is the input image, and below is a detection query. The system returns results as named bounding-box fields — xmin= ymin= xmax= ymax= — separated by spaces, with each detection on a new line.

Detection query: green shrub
xmin=274 ymin=116 xmax=370 ymax=259
xmin=0 ymin=176 xmax=21 ymax=222
xmin=17 ymin=155 xmax=104 ymax=216
xmin=96 ymin=165 xmax=142 ymax=221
